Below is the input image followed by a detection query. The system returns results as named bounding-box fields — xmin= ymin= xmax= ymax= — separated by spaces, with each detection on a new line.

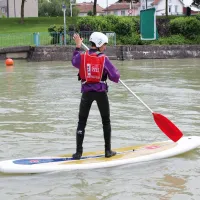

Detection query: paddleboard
xmin=0 ymin=136 xmax=200 ymax=174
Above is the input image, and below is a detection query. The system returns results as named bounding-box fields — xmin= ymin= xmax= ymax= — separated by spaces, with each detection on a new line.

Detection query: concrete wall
xmin=1 ymin=45 xmax=200 ymax=61
xmin=0 ymin=46 xmax=31 ymax=60
xmin=116 ymin=45 xmax=200 ymax=60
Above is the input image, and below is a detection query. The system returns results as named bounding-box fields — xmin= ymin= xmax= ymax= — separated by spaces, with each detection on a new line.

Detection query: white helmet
xmin=89 ymin=32 xmax=108 ymax=47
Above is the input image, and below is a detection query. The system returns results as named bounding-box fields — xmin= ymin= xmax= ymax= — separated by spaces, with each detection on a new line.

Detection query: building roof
xmin=76 ymin=2 xmax=104 ymax=13
xmin=152 ymin=0 xmax=184 ymax=5
xmin=104 ymin=2 xmax=140 ymax=11
xmin=151 ymin=0 xmax=160 ymax=5
xmin=104 ymin=2 xmax=130 ymax=11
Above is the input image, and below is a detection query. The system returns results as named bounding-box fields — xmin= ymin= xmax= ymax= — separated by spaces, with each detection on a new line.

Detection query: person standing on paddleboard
xmin=71 ymin=32 xmax=120 ymax=160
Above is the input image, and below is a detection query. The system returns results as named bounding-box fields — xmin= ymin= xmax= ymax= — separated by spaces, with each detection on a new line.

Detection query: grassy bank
xmin=0 ymin=17 xmax=78 ymax=47
xmin=0 ymin=17 xmax=77 ymax=34
xmin=1 ymin=15 xmax=200 ymax=47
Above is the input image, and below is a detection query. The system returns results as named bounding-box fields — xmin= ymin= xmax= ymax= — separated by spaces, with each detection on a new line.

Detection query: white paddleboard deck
xmin=0 ymin=136 xmax=200 ymax=174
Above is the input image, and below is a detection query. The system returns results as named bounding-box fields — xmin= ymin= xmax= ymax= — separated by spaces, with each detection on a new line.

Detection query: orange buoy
xmin=5 ymin=58 xmax=14 ymax=66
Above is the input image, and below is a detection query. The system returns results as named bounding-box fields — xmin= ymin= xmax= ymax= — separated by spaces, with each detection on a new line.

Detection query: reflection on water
xmin=157 ymin=174 xmax=187 ymax=200
xmin=0 ymin=59 xmax=200 ymax=200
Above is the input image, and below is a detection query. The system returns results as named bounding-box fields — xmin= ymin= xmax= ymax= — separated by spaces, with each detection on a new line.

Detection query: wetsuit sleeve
xmin=104 ymin=56 xmax=120 ymax=83
xmin=71 ymin=48 xmax=81 ymax=69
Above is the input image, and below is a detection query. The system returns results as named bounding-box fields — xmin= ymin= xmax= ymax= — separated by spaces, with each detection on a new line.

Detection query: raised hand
xmin=73 ymin=33 xmax=83 ymax=48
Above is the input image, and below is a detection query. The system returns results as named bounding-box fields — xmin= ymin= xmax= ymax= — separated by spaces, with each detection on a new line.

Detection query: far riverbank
xmin=0 ymin=45 xmax=200 ymax=61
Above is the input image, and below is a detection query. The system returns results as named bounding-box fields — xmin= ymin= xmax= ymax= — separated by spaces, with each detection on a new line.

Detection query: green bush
xmin=1 ymin=14 xmax=6 ymax=18
xmin=77 ymin=17 xmax=93 ymax=31
xmin=150 ymin=35 xmax=192 ymax=45
xmin=94 ymin=17 xmax=112 ymax=31
xmin=118 ymin=33 xmax=143 ymax=45
xmin=87 ymin=11 xmax=93 ymax=16
xmin=131 ymin=17 xmax=140 ymax=34
xmin=156 ymin=18 xmax=171 ymax=37
xmin=170 ymin=17 xmax=200 ymax=39
xmin=104 ymin=15 xmax=119 ymax=26
xmin=77 ymin=16 xmax=113 ymax=32
xmin=114 ymin=17 xmax=135 ymax=36
xmin=47 ymin=16 xmax=200 ymax=45
xmin=48 ymin=24 xmax=65 ymax=44
xmin=191 ymin=35 xmax=200 ymax=44
xmin=195 ymin=14 xmax=200 ymax=21
xmin=76 ymin=16 xmax=139 ymax=37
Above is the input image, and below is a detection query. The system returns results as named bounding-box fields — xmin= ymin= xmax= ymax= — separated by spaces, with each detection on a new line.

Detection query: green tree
xmin=93 ymin=0 xmax=97 ymax=16
xmin=166 ymin=0 xmax=168 ymax=17
xmin=38 ymin=0 xmax=78 ymax=17
xmin=20 ymin=0 xmax=26 ymax=24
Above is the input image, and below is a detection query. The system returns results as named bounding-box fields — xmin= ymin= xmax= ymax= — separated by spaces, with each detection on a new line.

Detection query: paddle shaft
xmin=119 ymin=80 xmax=153 ymax=113
xmin=81 ymin=42 xmax=153 ymax=113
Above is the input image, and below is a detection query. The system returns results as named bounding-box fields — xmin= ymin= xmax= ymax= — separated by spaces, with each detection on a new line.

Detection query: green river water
xmin=0 ymin=58 xmax=200 ymax=200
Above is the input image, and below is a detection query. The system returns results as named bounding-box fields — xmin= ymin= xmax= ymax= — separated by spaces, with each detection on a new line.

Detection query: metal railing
xmin=0 ymin=32 xmax=33 ymax=47
xmin=0 ymin=31 xmax=116 ymax=48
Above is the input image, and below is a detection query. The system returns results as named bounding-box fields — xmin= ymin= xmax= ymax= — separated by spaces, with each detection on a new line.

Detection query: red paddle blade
xmin=153 ymin=113 xmax=183 ymax=142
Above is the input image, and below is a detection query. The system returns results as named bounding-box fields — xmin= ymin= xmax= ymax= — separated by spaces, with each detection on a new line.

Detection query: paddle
xmin=81 ymin=42 xmax=183 ymax=142
xmin=118 ymin=80 xmax=183 ymax=142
